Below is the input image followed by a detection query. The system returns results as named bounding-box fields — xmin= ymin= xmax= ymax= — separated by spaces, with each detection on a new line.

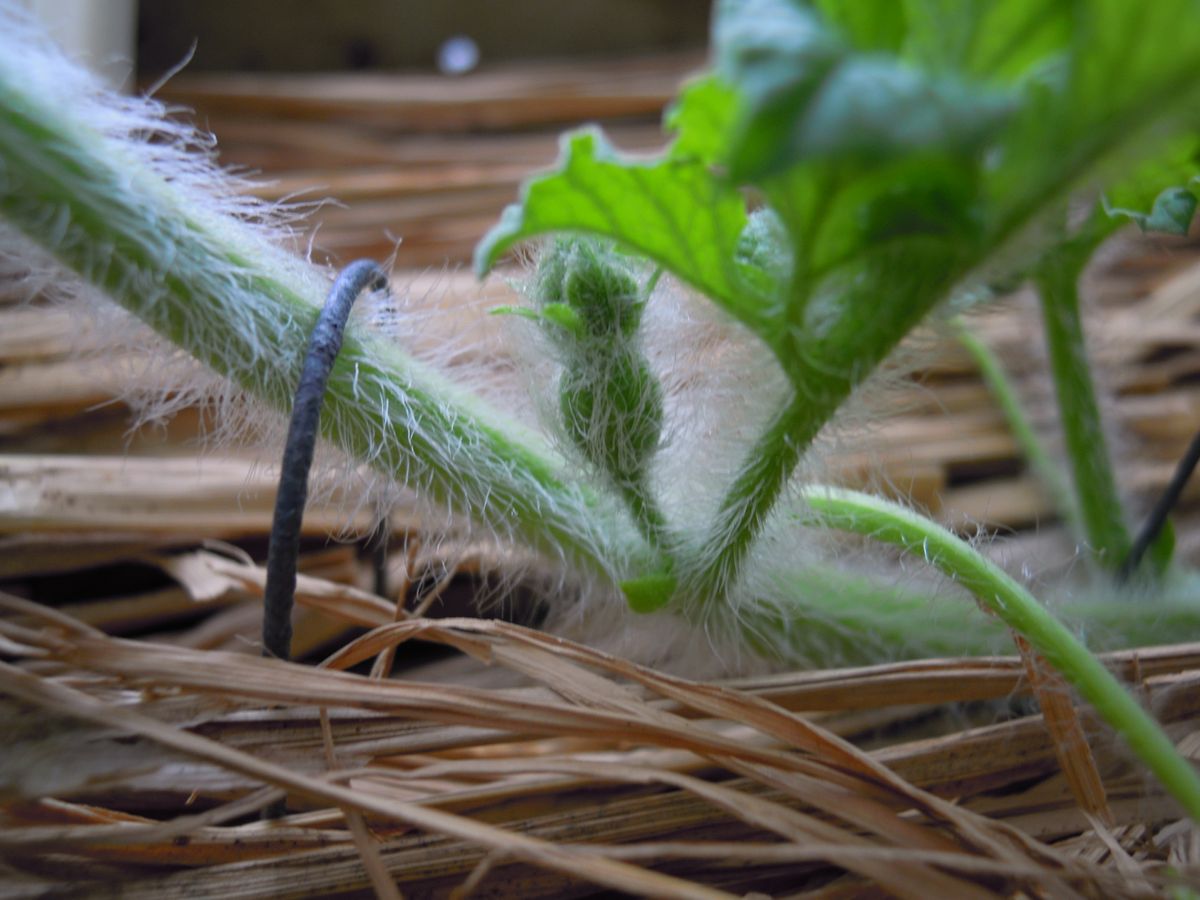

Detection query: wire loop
xmin=262 ymin=260 xmax=388 ymax=661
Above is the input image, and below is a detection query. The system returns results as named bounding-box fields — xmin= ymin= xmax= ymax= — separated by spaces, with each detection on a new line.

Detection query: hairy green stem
xmin=953 ymin=318 xmax=1079 ymax=527
xmin=1036 ymin=246 xmax=1133 ymax=569
xmin=687 ymin=392 xmax=810 ymax=598
xmin=802 ymin=486 xmax=1200 ymax=821
xmin=620 ymin=478 xmax=671 ymax=551
xmin=0 ymin=72 xmax=658 ymax=585
xmin=690 ymin=243 xmax=969 ymax=603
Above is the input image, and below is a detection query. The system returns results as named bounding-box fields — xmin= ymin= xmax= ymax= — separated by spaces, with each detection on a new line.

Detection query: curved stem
xmin=952 ymin=318 xmax=1078 ymax=527
xmin=801 ymin=485 xmax=1200 ymax=821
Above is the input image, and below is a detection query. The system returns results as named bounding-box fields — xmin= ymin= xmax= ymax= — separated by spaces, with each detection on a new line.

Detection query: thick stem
xmin=1036 ymin=248 xmax=1133 ymax=569
xmin=0 ymin=72 xmax=657 ymax=587
xmin=802 ymin=486 xmax=1200 ymax=821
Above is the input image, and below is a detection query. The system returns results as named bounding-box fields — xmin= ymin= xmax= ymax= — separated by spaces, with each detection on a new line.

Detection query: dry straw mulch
xmin=2 ymin=573 xmax=1199 ymax=898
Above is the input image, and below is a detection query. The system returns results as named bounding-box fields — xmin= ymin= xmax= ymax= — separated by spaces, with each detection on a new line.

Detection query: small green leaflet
xmin=1107 ymin=186 xmax=1198 ymax=237
xmin=491 ymin=302 xmax=585 ymax=337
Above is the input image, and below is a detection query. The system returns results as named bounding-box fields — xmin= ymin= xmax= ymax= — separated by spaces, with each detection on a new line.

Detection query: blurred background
xmin=137 ymin=1 xmax=708 ymax=73
xmin=24 ymin=0 xmax=710 ymax=267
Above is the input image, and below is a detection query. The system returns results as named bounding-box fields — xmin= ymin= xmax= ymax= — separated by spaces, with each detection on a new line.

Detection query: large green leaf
xmin=707 ymin=0 xmax=1002 ymax=340
xmin=479 ymin=0 xmax=1200 ymax=362
xmin=985 ymin=0 xmax=1200 ymax=236
xmin=474 ymin=127 xmax=785 ymax=347
xmin=900 ymin=0 xmax=1070 ymax=80
xmin=713 ymin=0 xmax=1013 ymax=181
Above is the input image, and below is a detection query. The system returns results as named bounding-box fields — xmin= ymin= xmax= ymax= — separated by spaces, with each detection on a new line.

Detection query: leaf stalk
xmin=1035 ymin=243 xmax=1133 ymax=570
xmin=802 ymin=486 xmax=1200 ymax=821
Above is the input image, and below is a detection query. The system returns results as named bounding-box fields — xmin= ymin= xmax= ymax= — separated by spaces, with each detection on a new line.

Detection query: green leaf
xmin=490 ymin=302 xmax=587 ymax=337
xmin=474 ymin=128 xmax=780 ymax=345
xmin=901 ymin=0 xmax=1071 ymax=80
xmin=489 ymin=304 xmax=540 ymax=321
xmin=713 ymin=0 xmax=1014 ymax=180
xmin=540 ymin=302 xmax=585 ymax=335
xmin=1109 ymin=186 xmax=1197 ymax=236
xmin=707 ymin=0 xmax=1003 ymax=332
xmin=814 ymin=0 xmax=906 ymax=53
xmin=664 ymin=76 xmax=738 ymax=165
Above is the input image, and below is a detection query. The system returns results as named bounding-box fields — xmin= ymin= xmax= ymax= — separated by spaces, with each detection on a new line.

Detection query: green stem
xmin=1035 ymin=244 xmax=1133 ymax=569
xmin=687 ymin=392 xmax=810 ymax=598
xmin=0 ymin=68 xmax=657 ymax=585
xmin=689 ymin=242 xmax=969 ymax=602
xmin=802 ymin=485 xmax=1200 ymax=821
xmin=952 ymin=318 xmax=1079 ymax=527
xmin=620 ymin=477 xmax=671 ymax=551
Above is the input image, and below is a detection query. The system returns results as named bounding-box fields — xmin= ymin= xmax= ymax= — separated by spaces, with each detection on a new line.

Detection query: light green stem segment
xmin=0 ymin=72 xmax=659 ymax=586
xmin=953 ymin=319 xmax=1078 ymax=528
xmin=1036 ymin=248 xmax=1133 ymax=570
xmin=802 ymin=486 xmax=1200 ymax=820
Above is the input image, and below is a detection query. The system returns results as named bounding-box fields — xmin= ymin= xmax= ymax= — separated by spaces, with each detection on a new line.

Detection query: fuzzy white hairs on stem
xmin=0 ymin=6 xmax=629 ymax=613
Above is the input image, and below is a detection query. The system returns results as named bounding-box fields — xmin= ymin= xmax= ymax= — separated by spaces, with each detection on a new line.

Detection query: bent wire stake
xmin=262 ymin=260 xmax=389 ymax=661
xmin=1118 ymin=425 xmax=1200 ymax=581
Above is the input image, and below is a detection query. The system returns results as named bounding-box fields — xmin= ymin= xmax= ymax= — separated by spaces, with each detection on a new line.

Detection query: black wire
xmin=262 ymin=260 xmax=388 ymax=661
xmin=1118 ymin=424 xmax=1200 ymax=582
xmin=366 ymin=515 xmax=390 ymax=599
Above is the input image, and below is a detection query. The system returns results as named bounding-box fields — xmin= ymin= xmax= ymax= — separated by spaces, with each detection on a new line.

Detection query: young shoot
xmin=529 ymin=238 xmax=668 ymax=548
